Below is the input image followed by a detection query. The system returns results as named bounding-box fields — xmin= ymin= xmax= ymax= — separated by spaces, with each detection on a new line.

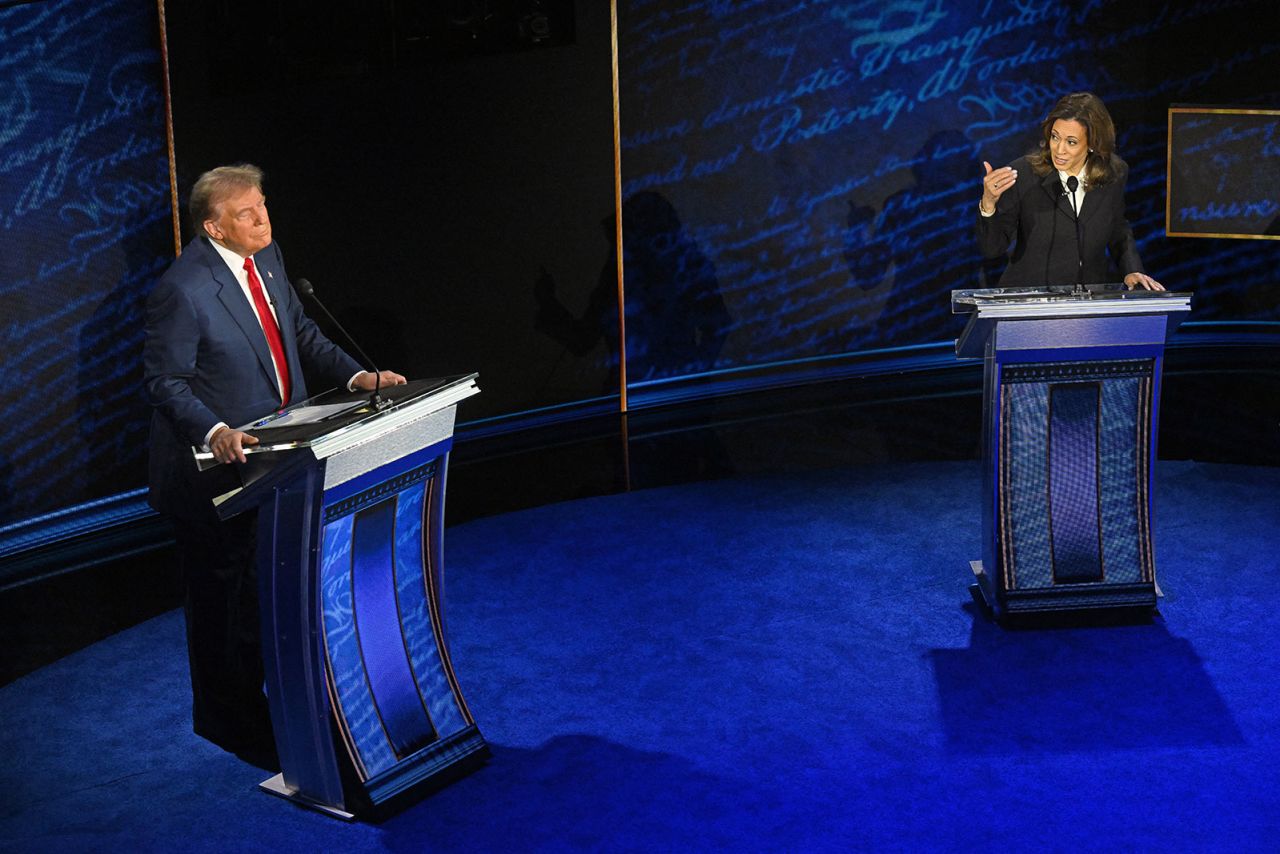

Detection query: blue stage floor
xmin=3 ymin=459 xmax=1278 ymax=851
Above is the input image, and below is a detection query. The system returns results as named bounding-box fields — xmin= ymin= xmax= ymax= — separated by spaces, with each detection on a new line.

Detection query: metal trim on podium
xmin=199 ymin=374 xmax=486 ymax=818
xmin=952 ymin=285 xmax=1191 ymax=622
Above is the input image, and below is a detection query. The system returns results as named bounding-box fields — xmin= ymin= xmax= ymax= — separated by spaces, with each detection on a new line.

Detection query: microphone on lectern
xmin=1065 ymin=176 xmax=1085 ymax=293
xmin=293 ymin=277 xmax=390 ymax=410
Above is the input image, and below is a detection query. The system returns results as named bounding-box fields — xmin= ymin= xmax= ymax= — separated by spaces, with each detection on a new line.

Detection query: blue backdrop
xmin=615 ymin=0 xmax=1280 ymax=390
xmin=0 ymin=0 xmax=173 ymax=531
xmin=2 ymin=0 xmax=1278 ymax=537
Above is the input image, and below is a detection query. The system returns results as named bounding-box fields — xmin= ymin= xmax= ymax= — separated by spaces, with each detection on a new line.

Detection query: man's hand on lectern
xmin=210 ymin=426 xmax=259 ymax=464
xmin=352 ymin=370 xmax=408 ymax=391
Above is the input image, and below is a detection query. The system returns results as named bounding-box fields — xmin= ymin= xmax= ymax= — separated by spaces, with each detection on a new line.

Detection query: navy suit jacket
xmin=976 ymin=154 xmax=1145 ymax=286
xmin=144 ymin=236 xmax=362 ymax=518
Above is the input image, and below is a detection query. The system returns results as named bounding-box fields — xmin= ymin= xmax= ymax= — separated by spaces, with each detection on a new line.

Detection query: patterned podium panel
xmin=997 ymin=359 xmax=1155 ymax=611
xmin=317 ymin=452 xmax=483 ymax=800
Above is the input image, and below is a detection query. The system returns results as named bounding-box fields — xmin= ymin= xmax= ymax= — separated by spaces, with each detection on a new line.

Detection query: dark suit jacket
xmin=144 ymin=236 xmax=362 ymax=519
xmin=977 ymin=154 xmax=1144 ymax=286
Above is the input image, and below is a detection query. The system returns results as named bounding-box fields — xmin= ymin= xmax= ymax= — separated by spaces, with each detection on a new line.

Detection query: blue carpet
xmin=2 ymin=460 xmax=1278 ymax=851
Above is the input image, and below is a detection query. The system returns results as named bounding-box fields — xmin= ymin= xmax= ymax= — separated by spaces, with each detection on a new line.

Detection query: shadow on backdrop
xmin=535 ymin=191 xmax=731 ymax=387
xmin=76 ymin=203 xmax=160 ymax=501
xmin=844 ymin=129 xmax=1001 ymax=349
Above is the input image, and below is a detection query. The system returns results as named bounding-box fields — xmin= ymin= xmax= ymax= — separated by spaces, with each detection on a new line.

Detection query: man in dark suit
xmin=144 ymin=164 xmax=404 ymax=765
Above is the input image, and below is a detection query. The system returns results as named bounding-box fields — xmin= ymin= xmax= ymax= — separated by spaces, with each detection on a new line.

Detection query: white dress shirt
xmin=209 ymin=240 xmax=288 ymax=395
xmin=1057 ymin=166 xmax=1088 ymax=215
xmin=203 ymin=240 xmax=366 ymax=447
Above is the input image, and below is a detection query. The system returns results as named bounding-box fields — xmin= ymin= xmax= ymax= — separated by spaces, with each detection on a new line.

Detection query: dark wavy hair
xmin=1027 ymin=92 xmax=1119 ymax=188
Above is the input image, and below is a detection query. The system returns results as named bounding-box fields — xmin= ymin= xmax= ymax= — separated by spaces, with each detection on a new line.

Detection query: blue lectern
xmin=201 ymin=374 xmax=485 ymax=818
xmin=952 ymin=286 xmax=1191 ymax=621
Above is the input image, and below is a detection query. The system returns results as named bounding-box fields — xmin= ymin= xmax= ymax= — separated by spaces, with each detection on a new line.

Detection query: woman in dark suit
xmin=977 ymin=91 xmax=1163 ymax=290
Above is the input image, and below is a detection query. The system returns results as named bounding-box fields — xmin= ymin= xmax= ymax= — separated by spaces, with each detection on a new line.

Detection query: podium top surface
xmin=951 ymin=286 xmax=1192 ymax=359
xmin=194 ymin=373 xmax=478 ymax=470
xmin=952 ymin=284 xmax=1192 ymax=318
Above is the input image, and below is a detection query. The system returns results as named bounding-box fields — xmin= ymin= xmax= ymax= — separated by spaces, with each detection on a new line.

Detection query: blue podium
xmin=952 ymin=286 xmax=1191 ymax=621
xmin=202 ymin=374 xmax=485 ymax=818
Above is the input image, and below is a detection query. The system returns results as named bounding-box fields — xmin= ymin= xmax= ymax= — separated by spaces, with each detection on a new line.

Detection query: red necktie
xmin=243 ymin=257 xmax=291 ymax=406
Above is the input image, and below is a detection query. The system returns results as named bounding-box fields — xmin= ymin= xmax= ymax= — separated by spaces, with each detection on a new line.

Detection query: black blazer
xmin=976 ymin=154 xmax=1144 ymax=286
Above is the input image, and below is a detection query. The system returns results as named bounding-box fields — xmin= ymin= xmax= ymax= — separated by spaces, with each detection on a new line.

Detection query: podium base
xmin=968 ymin=559 xmax=1157 ymax=628
xmin=969 ymin=560 xmax=996 ymax=621
xmin=259 ymin=774 xmax=356 ymax=821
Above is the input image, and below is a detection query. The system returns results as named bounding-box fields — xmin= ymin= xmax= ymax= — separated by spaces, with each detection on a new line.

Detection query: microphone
xmin=293 ymin=277 xmax=390 ymax=410
xmin=1065 ymin=176 xmax=1085 ymax=292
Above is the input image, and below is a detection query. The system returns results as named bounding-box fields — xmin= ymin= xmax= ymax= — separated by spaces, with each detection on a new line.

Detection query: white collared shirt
xmin=209 ymin=239 xmax=289 ymax=403
xmin=202 ymin=239 xmax=367 ymax=448
xmin=1058 ymin=166 xmax=1087 ymax=215
xmin=209 ymin=240 xmax=283 ymax=328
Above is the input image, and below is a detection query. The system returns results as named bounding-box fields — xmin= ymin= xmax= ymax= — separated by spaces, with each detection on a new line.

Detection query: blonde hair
xmin=189 ymin=164 xmax=264 ymax=229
